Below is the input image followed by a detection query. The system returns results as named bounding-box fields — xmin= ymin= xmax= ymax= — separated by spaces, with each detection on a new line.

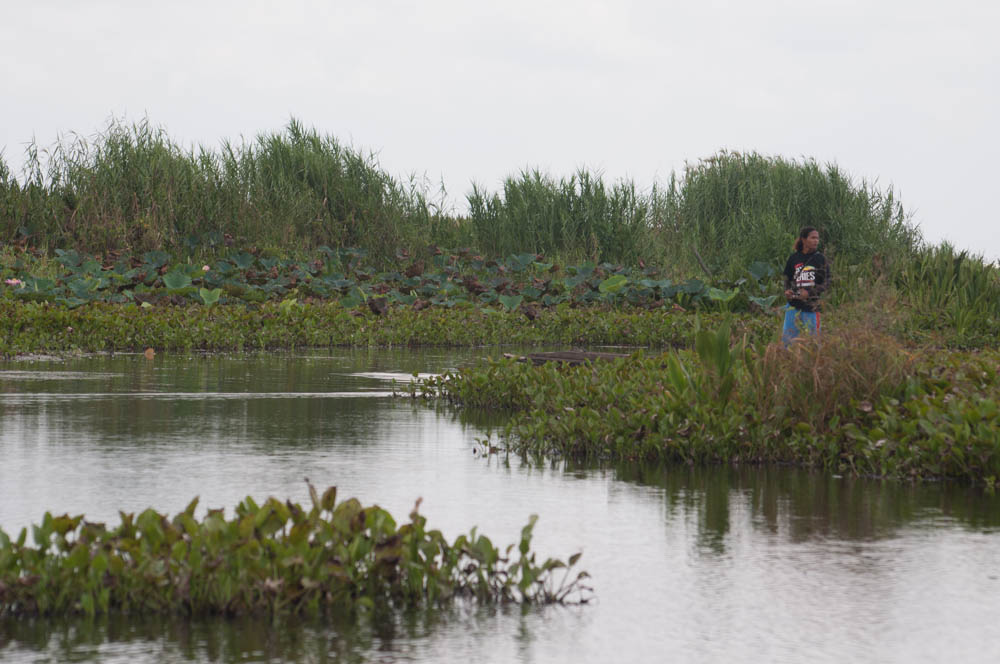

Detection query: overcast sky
xmin=3 ymin=0 xmax=998 ymax=261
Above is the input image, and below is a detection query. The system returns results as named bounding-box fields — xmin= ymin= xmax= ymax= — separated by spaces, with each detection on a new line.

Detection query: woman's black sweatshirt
xmin=783 ymin=251 xmax=829 ymax=312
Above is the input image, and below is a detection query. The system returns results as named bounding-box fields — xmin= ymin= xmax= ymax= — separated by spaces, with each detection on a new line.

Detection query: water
xmin=2 ymin=351 xmax=999 ymax=663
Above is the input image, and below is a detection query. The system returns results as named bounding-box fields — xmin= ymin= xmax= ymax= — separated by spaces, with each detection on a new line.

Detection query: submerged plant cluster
xmin=415 ymin=319 xmax=1000 ymax=486
xmin=0 ymin=485 xmax=590 ymax=617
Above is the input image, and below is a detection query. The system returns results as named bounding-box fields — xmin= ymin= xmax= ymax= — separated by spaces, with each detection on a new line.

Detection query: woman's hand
xmin=784 ymin=289 xmax=795 ymax=300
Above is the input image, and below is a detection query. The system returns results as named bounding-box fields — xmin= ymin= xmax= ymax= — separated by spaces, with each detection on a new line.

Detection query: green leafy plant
xmin=0 ymin=484 xmax=590 ymax=617
xmin=198 ymin=287 xmax=222 ymax=307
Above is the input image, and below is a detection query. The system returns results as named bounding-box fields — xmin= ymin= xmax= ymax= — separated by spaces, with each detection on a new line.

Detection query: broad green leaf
xmin=748 ymin=261 xmax=777 ymax=282
xmin=498 ymin=294 xmax=523 ymax=311
xmin=142 ymin=251 xmax=170 ymax=269
xmin=508 ymin=253 xmax=537 ymax=271
xmin=56 ymin=297 xmax=88 ymax=309
xmin=706 ymin=287 xmax=738 ymax=303
xmin=55 ymin=248 xmax=84 ymax=268
xmin=748 ymin=294 xmax=778 ymax=309
xmin=198 ymin=287 xmax=222 ymax=306
xmin=680 ymin=278 xmax=705 ymax=294
xmin=230 ymin=252 xmax=256 ymax=270
xmin=162 ymin=271 xmax=192 ymax=290
xmin=389 ymin=290 xmax=416 ymax=305
xmin=598 ymin=275 xmax=629 ymax=294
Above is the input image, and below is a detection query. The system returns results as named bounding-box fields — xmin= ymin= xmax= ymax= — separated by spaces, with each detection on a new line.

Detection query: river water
xmin=1 ymin=351 xmax=998 ymax=663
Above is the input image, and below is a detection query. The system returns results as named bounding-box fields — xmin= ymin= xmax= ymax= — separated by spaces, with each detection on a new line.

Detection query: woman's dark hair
xmin=794 ymin=226 xmax=818 ymax=252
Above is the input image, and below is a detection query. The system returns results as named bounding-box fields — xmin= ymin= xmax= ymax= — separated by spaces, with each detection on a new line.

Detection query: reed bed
xmin=0 ymin=119 xmax=448 ymax=263
xmin=466 ymin=169 xmax=649 ymax=264
xmin=649 ymin=151 xmax=921 ymax=278
xmin=2 ymin=120 xmax=922 ymax=275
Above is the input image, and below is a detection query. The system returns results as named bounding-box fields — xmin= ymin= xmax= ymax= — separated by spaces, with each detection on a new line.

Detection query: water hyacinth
xmin=415 ymin=320 xmax=1000 ymax=485
xmin=0 ymin=484 xmax=590 ymax=617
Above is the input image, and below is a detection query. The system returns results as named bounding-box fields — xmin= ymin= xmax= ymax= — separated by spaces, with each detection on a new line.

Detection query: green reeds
xmin=0 ymin=119 xmax=444 ymax=263
xmin=650 ymin=151 xmax=921 ymax=278
xmin=466 ymin=169 xmax=651 ymax=264
xmin=2 ymin=122 xmax=922 ymax=280
xmin=893 ymin=243 xmax=1000 ymax=345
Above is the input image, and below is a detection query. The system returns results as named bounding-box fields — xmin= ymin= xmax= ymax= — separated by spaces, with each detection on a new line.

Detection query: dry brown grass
xmin=746 ymin=314 xmax=915 ymax=431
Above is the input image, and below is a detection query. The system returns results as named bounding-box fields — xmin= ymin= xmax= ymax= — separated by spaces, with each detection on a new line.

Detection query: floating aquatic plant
xmin=0 ymin=484 xmax=590 ymax=617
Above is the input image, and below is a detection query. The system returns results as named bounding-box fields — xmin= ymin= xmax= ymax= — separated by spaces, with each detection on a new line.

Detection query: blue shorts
xmin=782 ymin=305 xmax=820 ymax=346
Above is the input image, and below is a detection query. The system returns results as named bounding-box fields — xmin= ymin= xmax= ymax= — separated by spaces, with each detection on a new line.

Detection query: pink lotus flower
xmin=202 ymin=265 xmax=211 ymax=271
xmin=4 ymin=278 xmax=23 ymax=287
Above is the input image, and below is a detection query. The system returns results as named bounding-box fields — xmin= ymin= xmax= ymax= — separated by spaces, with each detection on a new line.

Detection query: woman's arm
xmin=783 ymin=255 xmax=796 ymax=300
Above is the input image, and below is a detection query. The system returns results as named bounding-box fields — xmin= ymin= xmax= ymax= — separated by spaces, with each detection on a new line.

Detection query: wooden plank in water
xmin=503 ymin=350 xmax=630 ymax=366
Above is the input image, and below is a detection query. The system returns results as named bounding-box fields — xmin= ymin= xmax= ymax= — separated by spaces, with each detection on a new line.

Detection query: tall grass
xmin=891 ymin=243 xmax=1000 ymax=345
xmin=748 ymin=327 xmax=915 ymax=432
xmin=0 ymin=118 xmax=447 ymax=264
xmin=1 ymin=123 xmax=923 ymax=278
xmin=650 ymin=151 xmax=922 ymax=278
xmin=466 ymin=169 xmax=650 ymax=263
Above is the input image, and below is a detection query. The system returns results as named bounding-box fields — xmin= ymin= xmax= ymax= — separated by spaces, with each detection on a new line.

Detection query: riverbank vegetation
xmin=2 ymin=118 xmax=919 ymax=274
xmin=2 ymin=118 xmax=999 ymax=485
xmin=415 ymin=317 xmax=1000 ymax=486
xmin=0 ymin=484 xmax=590 ymax=617
xmin=1 ymin=240 xmax=997 ymax=354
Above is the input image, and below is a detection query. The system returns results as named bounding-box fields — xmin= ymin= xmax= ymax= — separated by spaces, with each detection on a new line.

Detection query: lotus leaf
xmin=231 ymin=252 xmax=256 ymax=270
xmin=162 ymin=271 xmax=193 ymax=290
xmin=198 ymin=287 xmax=222 ymax=307
xmin=142 ymin=251 xmax=170 ymax=269
xmin=498 ymin=294 xmax=524 ymax=311
xmin=598 ymin=275 xmax=629 ymax=294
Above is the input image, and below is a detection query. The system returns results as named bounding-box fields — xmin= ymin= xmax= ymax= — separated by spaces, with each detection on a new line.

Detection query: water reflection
xmin=0 ymin=604 xmax=547 ymax=663
xmin=609 ymin=462 xmax=1000 ymax=546
xmin=2 ymin=352 xmax=999 ymax=663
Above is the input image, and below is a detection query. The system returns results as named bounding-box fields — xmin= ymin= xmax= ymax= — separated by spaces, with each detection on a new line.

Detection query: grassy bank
xmin=2 ymin=238 xmax=997 ymax=354
xmin=0 ymin=119 xmax=446 ymax=262
xmin=414 ymin=319 xmax=1000 ymax=486
xmin=2 ymin=119 xmax=998 ymax=487
xmin=0 ymin=485 xmax=589 ymax=617
xmin=2 ymin=119 xmax=921 ymax=273
xmin=650 ymin=151 xmax=920 ymax=277
xmin=0 ymin=299 xmax=774 ymax=356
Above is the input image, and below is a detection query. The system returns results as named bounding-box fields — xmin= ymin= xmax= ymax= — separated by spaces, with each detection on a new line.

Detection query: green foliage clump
xmin=891 ymin=243 xmax=1000 ymax=347
xmin=467 ymin=169 xmax=649 ymax=264
xmin=0 ymin=296 xmax=776 ymax=357
xmin=650 ymin=151 xmax=921 ymax=278
xmin=0 ymin=119 xmax=444 ymax=263
xmin=417 ymin=320 xmax=1000 ymax=485
xmin=2 ymin=119 xmax=924 ymax=278
xmin=0 ymin=485 xmax=589 ymax=617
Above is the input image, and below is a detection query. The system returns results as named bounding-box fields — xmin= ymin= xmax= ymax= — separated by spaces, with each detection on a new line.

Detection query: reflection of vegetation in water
xmin=0 ymin=352 xmax=485 ymax=449
xmin=0 ymin=612 xmax=384 ymax=662
xmin=0 ymin=602 xmax=532 ymax=663
xmin=610 ymin=463 xmax=1000 ymax=547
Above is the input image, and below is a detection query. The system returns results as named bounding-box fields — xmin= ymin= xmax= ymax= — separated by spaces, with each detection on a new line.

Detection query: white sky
xmin=2 ymin=0 xmax=998 ymax=261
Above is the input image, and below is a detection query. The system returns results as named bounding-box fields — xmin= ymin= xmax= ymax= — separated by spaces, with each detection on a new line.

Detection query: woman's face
xmin=803 ymin=231 xmax=820 ymax=253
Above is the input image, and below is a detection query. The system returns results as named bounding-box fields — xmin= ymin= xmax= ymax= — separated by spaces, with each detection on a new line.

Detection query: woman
xmin=782 ymin=227 xmax=829 ymax=346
